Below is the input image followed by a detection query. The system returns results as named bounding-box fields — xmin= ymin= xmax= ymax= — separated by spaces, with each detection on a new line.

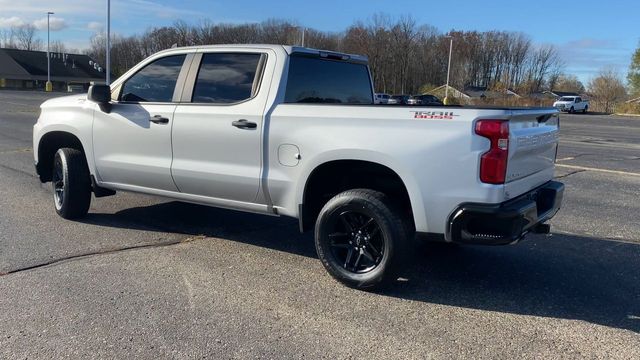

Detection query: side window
xmin=576 ymin=97 xmax=581 ymax=103
xmin=285 ymin=55 xmax=373 ymax=104
xmin=191 ymin=53 xmax=262 ymax=104
xmin=120 ymin=55 xmax=186 ymax=102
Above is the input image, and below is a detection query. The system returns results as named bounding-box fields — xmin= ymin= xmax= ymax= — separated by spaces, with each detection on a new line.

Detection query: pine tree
xmin=628 ymin=44 xmax=640 ymax=96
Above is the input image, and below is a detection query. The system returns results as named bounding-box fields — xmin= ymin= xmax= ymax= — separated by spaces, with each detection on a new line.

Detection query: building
xmin=463 ymin=85 xmax=522 ymax=99
xmin=0 ymin=48 xmax=105 ymax=91
xmin=427 ymin=85 xmax=471 ymax=101
xmin=543 ymin=90 xmax=581 ymax=99
xmin=426 ymin=85 xmax=521 ymax=103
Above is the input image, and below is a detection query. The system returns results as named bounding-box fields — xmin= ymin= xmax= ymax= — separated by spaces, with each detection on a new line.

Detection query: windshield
xmin=559 ymin=97 xmax=575 ymax=102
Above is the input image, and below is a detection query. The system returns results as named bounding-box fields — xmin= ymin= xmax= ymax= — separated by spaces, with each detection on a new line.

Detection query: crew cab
xmin=33 ymin=45 xmax=564 ymax=289
xmin=553 ymin=96 xmax=589 ymax=113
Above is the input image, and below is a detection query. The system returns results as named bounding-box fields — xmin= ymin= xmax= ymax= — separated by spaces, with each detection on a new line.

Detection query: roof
xmin=546 ymin=90 xmax=581 ymax=98
xmin=462 ymin=85 xmax=521 ymax=99
xmin=0 ymin=48 xmax=105 ymax=82
xmin=428 ymin=85 xmax=471 ymax=98
xmin=153 ymin=44 xmax=369 ymax=63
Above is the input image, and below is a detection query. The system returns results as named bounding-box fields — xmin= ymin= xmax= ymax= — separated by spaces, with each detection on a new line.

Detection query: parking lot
xmin=0 ymin=90 xmax=638 ymax=358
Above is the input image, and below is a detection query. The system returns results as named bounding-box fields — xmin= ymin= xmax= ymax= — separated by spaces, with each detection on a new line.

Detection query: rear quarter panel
xmin=267 ymin=105 xmax=512 ymax=234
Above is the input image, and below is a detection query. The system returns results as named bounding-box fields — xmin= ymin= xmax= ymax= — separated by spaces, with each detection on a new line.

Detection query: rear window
xmin=285 ymin=55 xmax=373 ymax=104
xmin=192 ymin=53 xmax=262 ymax=104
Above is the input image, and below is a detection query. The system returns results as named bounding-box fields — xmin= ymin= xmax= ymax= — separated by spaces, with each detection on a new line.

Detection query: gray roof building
xmin=0 ymin=48 xmax=105 ymax=89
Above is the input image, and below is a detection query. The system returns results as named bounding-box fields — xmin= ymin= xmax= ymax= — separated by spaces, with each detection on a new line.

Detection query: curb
xmin=613 ymin=113 xmax=640 ymax=118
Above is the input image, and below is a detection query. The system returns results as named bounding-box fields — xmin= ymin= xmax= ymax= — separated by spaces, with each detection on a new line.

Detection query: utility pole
xmin=45 ymin=11 xmax=54 ymax=92
xmin=301 ymin=27 xmax=305 ymax=47
xmin=106 ymin=0 xmax=111 ymax=85
xmin=444 ymin=37 xmax=453 ymax=105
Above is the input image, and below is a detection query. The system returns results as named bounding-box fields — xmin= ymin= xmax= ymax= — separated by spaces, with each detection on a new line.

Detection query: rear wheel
xmin=583 ymin=106 xmax=588 ymax=113
xmin=52 ymin=148 xmax=91 ymax=219
xmin=314 ymin=189 xmax=411 ymax=290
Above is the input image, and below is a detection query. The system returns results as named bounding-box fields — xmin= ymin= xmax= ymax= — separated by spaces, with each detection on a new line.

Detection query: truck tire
xmin=52 ymin=148 xmax=91 ymax=219
xmin=314 ymin=189 xmax=410 ymax=290
xmin=569 ymin=106 xmax=574 ymax=113
xmin=583 ymin=106 xmax=588 ymax=113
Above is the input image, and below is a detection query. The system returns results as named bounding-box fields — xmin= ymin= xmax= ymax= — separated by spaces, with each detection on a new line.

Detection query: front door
xmin=93 ymin=54 xmax=188 ymax=191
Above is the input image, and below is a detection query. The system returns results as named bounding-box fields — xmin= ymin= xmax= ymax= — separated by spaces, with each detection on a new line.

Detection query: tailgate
xmin=506 ymin=109 xmax=559 ymax=183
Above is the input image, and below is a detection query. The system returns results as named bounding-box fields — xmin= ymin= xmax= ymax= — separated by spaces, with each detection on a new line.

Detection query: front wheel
xmin=314 ymin=189 xmax=411 ymax=290
xmin=52 ymin=148 xmax=92 ymax=219
xmin=569 ymin=106 xmax=575 ymax=114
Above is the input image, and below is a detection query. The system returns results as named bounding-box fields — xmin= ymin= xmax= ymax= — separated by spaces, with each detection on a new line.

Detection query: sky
xmin=0 ymin=0 xmax=637 ymax=84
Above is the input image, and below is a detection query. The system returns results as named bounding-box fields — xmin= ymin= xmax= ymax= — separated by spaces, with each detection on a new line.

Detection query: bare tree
xmin=552 ymin=74 xmax=585 ymax=93
xmin=14 ymin=24 xmax=43 ymax=51
xmin=1 ymin=28 xmax=16 ymax=48
xmin=588 ymin=68 xmax=627 ymax=113
xmin=81 ymin=15 xmax=565 ymax=94
xmin=50 ymin=40 xmax=67 ymax=53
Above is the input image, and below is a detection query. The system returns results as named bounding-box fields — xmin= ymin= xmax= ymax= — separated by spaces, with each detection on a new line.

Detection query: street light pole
xmin=106 ymin=0 xmax=111 ymax=85
xmin=45 ymin=11 xmax=54 ymax=92
xmin=444 ymin=37 xmax=453 ymax=105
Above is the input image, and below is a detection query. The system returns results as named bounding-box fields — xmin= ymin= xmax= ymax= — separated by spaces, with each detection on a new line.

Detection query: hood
xmin=40 ymin=94 xmax=88 ymax=109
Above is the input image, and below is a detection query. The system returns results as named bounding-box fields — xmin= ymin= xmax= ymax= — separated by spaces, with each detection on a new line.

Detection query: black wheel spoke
xmin=366 ymin=242 xmax=382 ymax=259
xmin=329 ymin=232 xmax=350 ymax=249
xmin=359 ymin=217 xmax=375 ymax=231
xmin=344 ymin=248 xmax=354 ymax=269
xmin=352 ymin=251 xmax=363 ymax=271
xmin=361 ymin=247 xmax=375 ymax=262
xmin=328 ymin=232 xmax=348 ymax=239
xmin=339 ymin=213 xmax=356 ymax=232
xmin=330 ymin=242 xmax=350 ymax=249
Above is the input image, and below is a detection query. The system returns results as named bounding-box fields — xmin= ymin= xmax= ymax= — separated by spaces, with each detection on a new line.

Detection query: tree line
xmin=2 ymin=16 xmax=637 ymax=112
xmin=80 ymin=17 xmax=567 ymax=96
xmin=1 ymin=25 xmax=71 ymax=53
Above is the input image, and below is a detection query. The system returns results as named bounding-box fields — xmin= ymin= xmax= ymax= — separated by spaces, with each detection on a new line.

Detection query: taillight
xmin=475 ymin=120 xmax=509 ymax=184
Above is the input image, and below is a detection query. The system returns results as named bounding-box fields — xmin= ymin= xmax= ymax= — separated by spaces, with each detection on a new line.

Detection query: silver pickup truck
xmin=33 ymin=45 xmax=564 ymax=289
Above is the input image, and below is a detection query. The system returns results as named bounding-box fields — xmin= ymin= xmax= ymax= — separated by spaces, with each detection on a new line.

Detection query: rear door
xmin=505 ymin=109 xmax=560 ymax=183
xmin=171 ymin=50 xmax=270 ymax=203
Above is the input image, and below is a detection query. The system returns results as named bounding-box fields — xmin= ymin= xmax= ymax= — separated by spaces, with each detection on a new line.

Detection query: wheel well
xmin=299 ymin=160 xmax=413 ymax=232
xmin=36 ymin=131 xmax=86 ymax=182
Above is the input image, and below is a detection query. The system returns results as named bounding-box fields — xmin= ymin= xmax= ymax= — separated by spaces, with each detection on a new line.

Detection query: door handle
xmin=150 ymin=115 xmax=169 ymax=124
xmin=232 ymin=119 xmax=257 ymax=129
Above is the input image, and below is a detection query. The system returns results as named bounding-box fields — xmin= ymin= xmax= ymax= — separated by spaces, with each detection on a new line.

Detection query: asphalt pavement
xmin=0 ymin=90 xmax=638 ymax=359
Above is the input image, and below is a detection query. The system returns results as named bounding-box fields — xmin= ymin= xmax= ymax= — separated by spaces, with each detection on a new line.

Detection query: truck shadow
xmin=82 ymin=200 xmax=640 ymax=333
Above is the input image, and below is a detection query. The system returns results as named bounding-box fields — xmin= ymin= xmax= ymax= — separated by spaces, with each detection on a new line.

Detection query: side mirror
xmin=88 ymin=84 xmax=112 ymax=113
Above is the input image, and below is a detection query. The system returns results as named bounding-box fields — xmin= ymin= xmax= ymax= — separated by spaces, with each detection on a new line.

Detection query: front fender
xmin=33 ymin=101 xmax=96 ymax=177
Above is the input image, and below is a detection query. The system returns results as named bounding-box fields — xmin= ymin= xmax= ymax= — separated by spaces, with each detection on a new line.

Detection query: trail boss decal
xmin=412 ymin=111 xmax=459 ymax=119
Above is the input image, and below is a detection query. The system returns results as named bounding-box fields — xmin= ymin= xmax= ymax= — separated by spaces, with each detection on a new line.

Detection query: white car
xmin=33 ymin=45 xmax=564 ymax=289
xmin=553 ymin=96 xmax=589 ymax=113
xmin=374 ymin=93 xmax=391 ymax=104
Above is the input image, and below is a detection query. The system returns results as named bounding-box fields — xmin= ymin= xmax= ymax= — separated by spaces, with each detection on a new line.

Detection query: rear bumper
xmin=447 ymin=180 xmax=564 ymax=245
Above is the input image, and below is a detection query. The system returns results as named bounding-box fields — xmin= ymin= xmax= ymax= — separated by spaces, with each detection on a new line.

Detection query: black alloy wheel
xmin=315 ymin=189 xmax=411 ymax=290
